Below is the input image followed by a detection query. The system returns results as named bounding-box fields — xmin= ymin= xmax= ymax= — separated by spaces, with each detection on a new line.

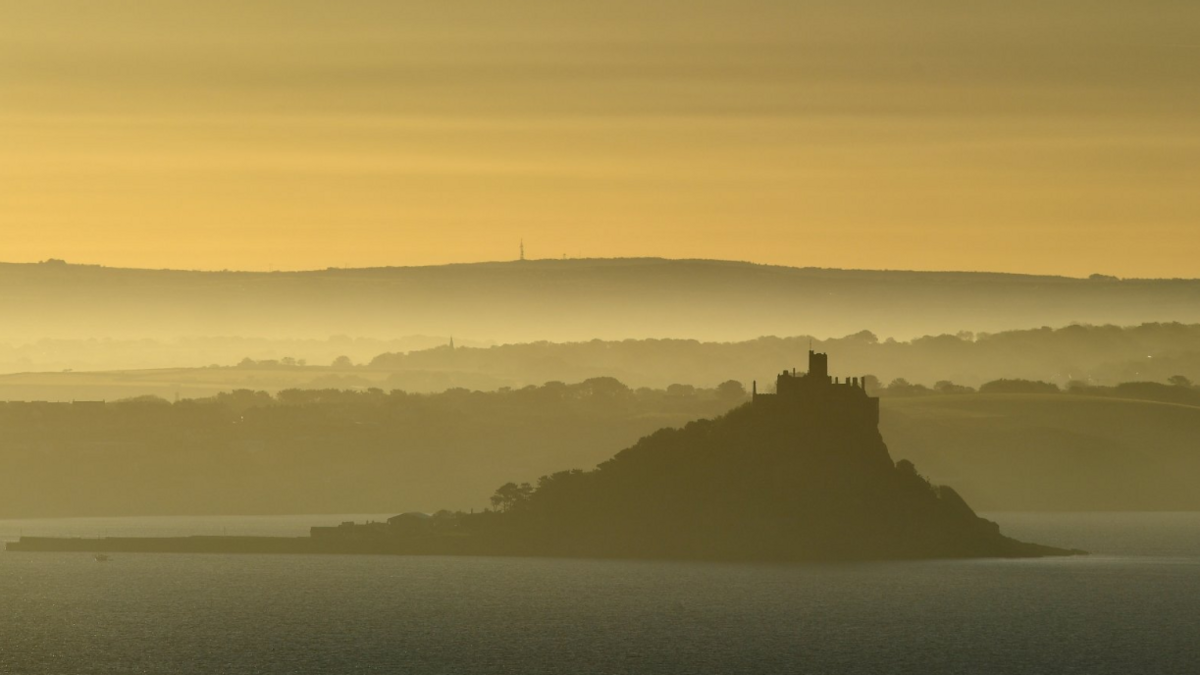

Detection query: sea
xmin=1 ymin=512 xmax=1197 ymax=675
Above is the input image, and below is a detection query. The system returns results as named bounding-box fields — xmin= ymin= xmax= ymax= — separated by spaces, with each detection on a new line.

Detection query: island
xmin=6 ymin=352 xmax=1083 ymax=561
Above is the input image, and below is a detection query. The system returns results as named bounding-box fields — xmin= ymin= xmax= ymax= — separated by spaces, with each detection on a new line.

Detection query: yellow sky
xmin=1 ymin=1 xmax=1197 ymax=277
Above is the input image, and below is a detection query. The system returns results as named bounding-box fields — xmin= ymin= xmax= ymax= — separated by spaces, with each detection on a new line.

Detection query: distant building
xmin=753 ymin=350 xmax=879 ymax=427
xmin=309 ymin=520 xmax=388 ymax=540
xmin=71 ymin=400 xmax=106 ymax=411
xmin=387 ymin=512 xmax=434 ymax=533
xmin=310 ymin=513 xmax=435 ymax=540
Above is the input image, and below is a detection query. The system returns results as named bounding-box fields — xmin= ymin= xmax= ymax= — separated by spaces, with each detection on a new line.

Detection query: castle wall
xmin=754 ymin=352 xmax=880 ymax=428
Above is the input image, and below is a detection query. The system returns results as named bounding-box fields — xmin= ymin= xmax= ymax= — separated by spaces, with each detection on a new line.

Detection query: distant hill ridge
xmin=3 ymin=258 xmax=1199 ymax=342
xmin=4 ymin=255 xmax=1189 ymax=280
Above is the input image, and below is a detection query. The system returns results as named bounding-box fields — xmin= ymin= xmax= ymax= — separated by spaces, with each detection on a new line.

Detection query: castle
xmin=752 ymin=350 xmax=880 ymax=427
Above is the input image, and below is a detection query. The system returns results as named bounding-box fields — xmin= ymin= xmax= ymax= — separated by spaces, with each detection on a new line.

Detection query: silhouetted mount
xmin=490 ymin=354 xmax=1076 ymax=560
xmin=5 ymin=355 xmax=1081 ymax=559
xmin=2 ymin=258 xmax=1199 ymax=342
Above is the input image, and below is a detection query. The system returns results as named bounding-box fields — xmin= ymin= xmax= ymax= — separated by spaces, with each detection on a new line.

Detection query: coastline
xmin=4 ymin=533 xmax=1085 ymax=561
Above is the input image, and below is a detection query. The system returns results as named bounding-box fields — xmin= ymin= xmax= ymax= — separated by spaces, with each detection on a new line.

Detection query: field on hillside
xmin=0 ymin=384 xmax=740 ymax=518
xmin=2 ymin=383 xmax=1198 ymax=516
xmin=881 ymin=395 xmax=1200 ymax=511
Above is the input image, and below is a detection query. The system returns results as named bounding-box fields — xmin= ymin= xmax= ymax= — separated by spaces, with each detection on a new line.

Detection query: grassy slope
xmin=881 ymin=394 xmax=1200 ymax=511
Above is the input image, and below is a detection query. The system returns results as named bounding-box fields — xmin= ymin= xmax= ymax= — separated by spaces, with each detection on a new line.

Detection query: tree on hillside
xmin=490 ymin=482 xmax=534 ymax=512
xmin=979 ymin=379 xmax=1060 ymax=394
xmin=716 ymin=380 xmax=747 ymax=400
xmin=862 ymin=375 xmax=882 ymax=396
xmin=934 ymin=380 xmax=975 ymax=395
xmin=666 ymin=383 xmax=696 ymax=398
xmin=886 ymin=378 xmax=932 ymax=397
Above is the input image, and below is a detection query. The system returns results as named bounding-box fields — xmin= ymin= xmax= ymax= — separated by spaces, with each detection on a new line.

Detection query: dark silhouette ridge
xmin=7 ymin=353 xmax=1080 ymax=561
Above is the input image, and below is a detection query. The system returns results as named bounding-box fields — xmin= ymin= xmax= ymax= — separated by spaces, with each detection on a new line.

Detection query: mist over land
xmin=0 ymin=335 xmax=487 ymax=375
xmin=3 ymin=378 xmax=1199 ymax=519
xmin=4 ymin=258 xmax=1200 ymax=345
xmin=5 ymin=257 xmax=1200 ymax=520
xmin=4 ymin=321 xmax=1199 ymax=402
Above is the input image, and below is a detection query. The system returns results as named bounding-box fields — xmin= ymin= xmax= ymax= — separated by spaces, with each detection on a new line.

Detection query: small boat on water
xmin=94 ymin=553 xmax=110 ymax=562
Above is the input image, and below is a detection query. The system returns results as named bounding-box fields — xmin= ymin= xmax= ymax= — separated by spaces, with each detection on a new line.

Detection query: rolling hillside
xmin=882 ymin=395 xmax=1200 ymax=511
xmin=4 ymin=258 xmax=1200 ymax=343
xmin=1 ymin=385 xmax=1197 ymax=517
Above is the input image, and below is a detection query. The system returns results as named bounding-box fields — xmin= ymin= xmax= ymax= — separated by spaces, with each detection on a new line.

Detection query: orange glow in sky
xmin=2 ymin=1 xmax=1197 ymax=277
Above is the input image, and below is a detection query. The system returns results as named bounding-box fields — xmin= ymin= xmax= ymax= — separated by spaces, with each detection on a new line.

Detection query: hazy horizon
xmin=4 ymin=1 xmax=1198 ymax=277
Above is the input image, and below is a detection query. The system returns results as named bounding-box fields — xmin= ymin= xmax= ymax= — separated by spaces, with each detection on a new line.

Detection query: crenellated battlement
xmin=752 ymin=350 xmax=880 ymax=427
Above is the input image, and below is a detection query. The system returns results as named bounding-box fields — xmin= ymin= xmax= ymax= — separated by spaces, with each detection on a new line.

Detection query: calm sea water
xmin=2 ymin=513 xmax=1197 ymax=675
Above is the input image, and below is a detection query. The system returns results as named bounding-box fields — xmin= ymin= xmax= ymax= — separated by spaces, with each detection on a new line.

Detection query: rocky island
xmin=7 ymin=353 xmax=1082 ymax=561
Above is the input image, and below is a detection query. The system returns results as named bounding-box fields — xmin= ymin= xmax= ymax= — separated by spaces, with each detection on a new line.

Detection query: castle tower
xmin=808 ymin=350 xmax=829 ymax=382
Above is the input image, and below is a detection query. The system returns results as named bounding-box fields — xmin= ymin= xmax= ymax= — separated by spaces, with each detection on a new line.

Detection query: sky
xmin=1 ymin=0 xmax=1197 ymax=277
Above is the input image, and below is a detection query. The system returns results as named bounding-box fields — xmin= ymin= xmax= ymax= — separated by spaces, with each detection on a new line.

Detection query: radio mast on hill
xmin=520 ymin=239 xmax=525 ymax=261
